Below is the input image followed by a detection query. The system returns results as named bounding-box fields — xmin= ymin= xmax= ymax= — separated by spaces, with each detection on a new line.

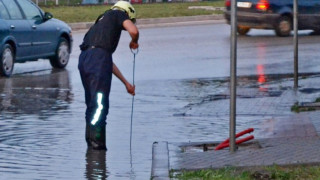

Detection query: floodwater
xmin=1 ymin=24 xmax=320 ymax=179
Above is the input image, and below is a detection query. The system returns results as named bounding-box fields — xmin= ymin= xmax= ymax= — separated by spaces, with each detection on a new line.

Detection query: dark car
xmin=224 ymin=0 xmax=320 ymax=37
xmin=0 ymin=0 xmax=72 ymax=77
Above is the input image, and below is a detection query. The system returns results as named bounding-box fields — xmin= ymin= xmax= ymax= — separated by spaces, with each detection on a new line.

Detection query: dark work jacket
xmin=80 ymin=10 xmax=129 ymax=53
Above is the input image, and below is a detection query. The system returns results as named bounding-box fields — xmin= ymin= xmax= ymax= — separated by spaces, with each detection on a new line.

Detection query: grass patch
xmin=40 ymin=1 xmax=224 ymax=23
xmin=267 ymin=165 xmax=320 ymax=180
xmin=171 ymin=165 xmax=320 ymax=180
xmin=291 ymin=105 xmax=316 ymax=113
xmin=171 ymin=167 xmax=251 ymax=180
xmin=291 ymin=97 xmax=320 ymax=113
xmin=36 ymin=0 xmax=83 ymax=6
xmin=291 ymin=102 xmax=300 ymax=113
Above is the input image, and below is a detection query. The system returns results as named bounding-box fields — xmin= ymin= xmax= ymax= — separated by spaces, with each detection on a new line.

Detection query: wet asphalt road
xmin=1 ymin=23 xmax=320 ymax=179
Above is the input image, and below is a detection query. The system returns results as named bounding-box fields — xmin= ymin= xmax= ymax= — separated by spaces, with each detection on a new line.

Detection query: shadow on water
xmin=0 ymin=69 xmax=73 ymax=118
xmin=85 ymin=148 xmax=108 ymax=180
xmin=299 ymin=88 xmax=320 ymax=94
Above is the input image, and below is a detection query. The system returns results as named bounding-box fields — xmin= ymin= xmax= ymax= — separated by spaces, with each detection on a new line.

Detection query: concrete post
xmin=230 ymin=0 xmax=237 ymax=153
xmin=294 ymin=0 xmax=298 ymax=89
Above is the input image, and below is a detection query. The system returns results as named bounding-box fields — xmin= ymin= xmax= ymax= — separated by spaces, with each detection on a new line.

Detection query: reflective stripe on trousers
xmin=78 ymin=48 xmax=113 ymax=127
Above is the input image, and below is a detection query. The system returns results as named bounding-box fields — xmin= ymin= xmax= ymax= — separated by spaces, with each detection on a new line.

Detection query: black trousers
xmin=78 ymin=48 xmax=113 ymax=150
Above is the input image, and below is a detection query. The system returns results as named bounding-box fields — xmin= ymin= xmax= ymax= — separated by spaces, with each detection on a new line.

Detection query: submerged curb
xmin=69 ymin=14 xmax=225 ymax=30
xmin=151 ymin=141 xmax=170 ymax=180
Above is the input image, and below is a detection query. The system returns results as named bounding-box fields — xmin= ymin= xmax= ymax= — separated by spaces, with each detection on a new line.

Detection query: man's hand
xmin=113 ymin=63 xmax=135 ymax=96
xmin=125 ymin=83 xmax=135 ymax=96
xmin=130 ymin=41 xmax=139 ymax=50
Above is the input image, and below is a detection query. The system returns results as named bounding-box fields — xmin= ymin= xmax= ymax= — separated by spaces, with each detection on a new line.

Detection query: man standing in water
xmin=78 ymin=1 xmax=139 ymax=150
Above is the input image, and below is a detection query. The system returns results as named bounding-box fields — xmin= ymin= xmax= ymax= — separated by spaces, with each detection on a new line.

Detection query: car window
xmin=0 ymin=0 xmax=10 ymax=19
xmin=17 ymin=0 xmax=42 ymax=20
xmin=2 ymin=0 xmax=23 ymax=19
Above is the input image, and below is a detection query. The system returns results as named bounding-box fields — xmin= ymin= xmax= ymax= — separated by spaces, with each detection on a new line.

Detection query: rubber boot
xmin=88 ymin=125 xmax=107 ymax=150
xmin=85 ymin=123 xmax=91 ymax=147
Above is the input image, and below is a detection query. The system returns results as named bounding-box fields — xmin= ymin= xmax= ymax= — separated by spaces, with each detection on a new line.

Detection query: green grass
xmin=291 ymin=102 xmax=300 ymax=113
xmin=36 ymin=0 xmax=83 ymax=6
xmin=291 ymin=97 xmax=320 ymax=113
xmin=171 ymin=167 xmax=251 ymax=180
xmin=171 ymin=165 xmax=320 ymax=180
xmin=40 ymin=1 xmax=224 ymax=23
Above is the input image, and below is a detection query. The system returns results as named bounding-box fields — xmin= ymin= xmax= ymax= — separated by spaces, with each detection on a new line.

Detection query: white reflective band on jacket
xmin=91 ymin=92 xmax=103 ymax=125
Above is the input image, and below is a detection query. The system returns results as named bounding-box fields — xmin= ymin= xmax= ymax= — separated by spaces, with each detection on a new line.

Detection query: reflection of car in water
xmin=0 ymin=69 xmax=72 ymax=117
xmin=224 ymin=0 xmax=320 ymax=36
xmin=0 ymin=0 xmax=73 ymax=77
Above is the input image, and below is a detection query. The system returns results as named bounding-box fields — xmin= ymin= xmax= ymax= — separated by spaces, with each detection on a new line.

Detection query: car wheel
xmin=237 ymin=26 xmax=250 ymax=35
xmin=275 ymin=16 xmax=292 ymax=37
xmin=311 ymin=29 xmax=320 ymax=35
xmin=50 ymin=37 xmax=70 ymax=68
xmin=0 ymin=44 xmax=15 ymax=77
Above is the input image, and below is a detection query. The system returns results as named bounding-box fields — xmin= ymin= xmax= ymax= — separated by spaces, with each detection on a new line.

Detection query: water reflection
xmin=257 ymin=65 xmax=266 ymax=84
xmin=256 ymin=42 xmax=268 ymax=91
xmin=85 ymin=148 xmax=108 ymax=180
xmin=0 ymin=69 xmax=72 ymax=118
xmin=0 ymin=69 xmax=77 ymax=179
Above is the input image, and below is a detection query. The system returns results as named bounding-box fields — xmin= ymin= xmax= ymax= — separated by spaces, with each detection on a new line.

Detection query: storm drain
xmin=179 ymin=141 xmax=262 ymax=153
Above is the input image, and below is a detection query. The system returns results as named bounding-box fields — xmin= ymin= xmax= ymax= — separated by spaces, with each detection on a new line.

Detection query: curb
xmin=151 ymin=141 xmax=170 ymax=180
xmin=69 ymin=14 xmax=225 ymax=30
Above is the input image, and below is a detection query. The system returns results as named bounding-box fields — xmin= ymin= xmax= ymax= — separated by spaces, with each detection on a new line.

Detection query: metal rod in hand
xmin=130 ymin=48 xmax=138 ymax=151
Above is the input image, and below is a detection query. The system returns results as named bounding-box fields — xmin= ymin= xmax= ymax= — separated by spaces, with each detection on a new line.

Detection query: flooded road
xmin=1 ymin=23 xmax=320 ymax=179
